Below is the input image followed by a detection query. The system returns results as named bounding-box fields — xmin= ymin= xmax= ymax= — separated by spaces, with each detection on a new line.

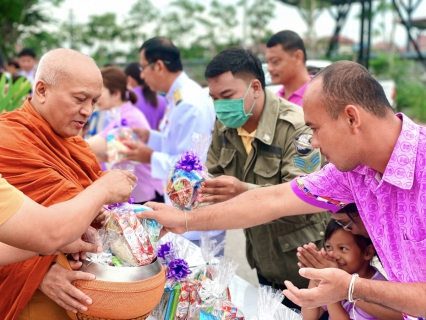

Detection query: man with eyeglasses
xmin=122 ymin=37 xmax=223 ymax=246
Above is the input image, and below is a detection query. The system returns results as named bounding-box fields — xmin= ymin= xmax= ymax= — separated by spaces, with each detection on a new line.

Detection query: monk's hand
xmin=94 ymin=169 xmax=137 ymax=204
xmin=283 ymin=268 xmax=351 ymax=308
xmin=58 ymin=238 xmax=102 ymax=257
xmin=297 ymin=243 xmax=338 ymax=269
xmin=38 ymin=261 xmax=96 ymax=314
xmin=131 ymin=127 xmax=150 ymax=143
xmin=138 ymin=202 xmax=187 ymax=234
xmin=198 ymin=176 xmax=248 ymax=203
xmin=121 ymin=140 xmax=153 ymax=164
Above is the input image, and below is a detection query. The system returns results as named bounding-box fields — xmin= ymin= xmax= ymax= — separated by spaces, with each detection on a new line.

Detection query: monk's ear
xmin=34 ymin=80 xmax=48 ymax=104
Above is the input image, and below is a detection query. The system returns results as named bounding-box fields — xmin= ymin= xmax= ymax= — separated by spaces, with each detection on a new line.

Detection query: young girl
xmin=87 ymin=66 xmax=164 ymax=203
xmin=302 ymin=215 xmax=403 ymax=320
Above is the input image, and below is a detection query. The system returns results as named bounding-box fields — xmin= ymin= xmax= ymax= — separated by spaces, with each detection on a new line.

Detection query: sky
xmin=49 ymin=0 xmax=426 ymax=50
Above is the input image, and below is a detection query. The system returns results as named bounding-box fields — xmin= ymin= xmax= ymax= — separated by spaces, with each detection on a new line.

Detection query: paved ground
xmin=224 ymin=229 xmax=258 ymax=287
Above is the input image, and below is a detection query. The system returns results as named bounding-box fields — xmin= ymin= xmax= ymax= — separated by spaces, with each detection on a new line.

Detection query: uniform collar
xmin=353 ymin=113 xmax=419 ymax=190
xmin=166 ymin=71 xmax=187 ymax=105
xmin=218 ymin=89 xmax=278 ymax=146
xmin=253 ymin=89 xmax=279 ymax=145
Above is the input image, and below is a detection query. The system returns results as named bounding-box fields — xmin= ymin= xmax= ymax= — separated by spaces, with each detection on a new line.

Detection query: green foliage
xmin=395 ymin=81 xmax=426 ymax=122
xmin=0 ymin=0 xmax=64 ymax=57
xmin=0 ymin=74 xmax=32 ymax=113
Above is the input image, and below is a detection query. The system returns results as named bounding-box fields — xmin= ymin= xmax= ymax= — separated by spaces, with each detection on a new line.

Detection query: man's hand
xmin=93 ymin=169 xmax=137 ymax=204
xmin=198 ymin=176 xmax=248 ymax=203
xmin=283 ymin=268 xmax=351 ymax=308
xmin=132 ymin=127 xmax=150 ymax=143
xmin=138 ymin=202 xmax=187 ymax=234
xmin=121 ymin=141 xmax=153 ymax=164
xmin=91 ymin=208 xmax=110 ymax=229
xmin=297 ymin=243 xmax=338 ymax=269
xmin=38 ymin=261 xmax=96 ymax=314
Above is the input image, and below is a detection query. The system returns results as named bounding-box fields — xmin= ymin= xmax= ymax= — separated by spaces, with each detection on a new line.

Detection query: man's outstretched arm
xmin=142 ymin=182 xmax=324 ymax=233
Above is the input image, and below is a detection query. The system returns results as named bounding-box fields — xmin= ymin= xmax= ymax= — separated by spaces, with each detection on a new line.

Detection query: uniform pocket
xmin=219 ymin=148 xmax=238 ymax=177
xmin=277 ymin=222 xmax=326 ymax=253
xmin=253 ymin=156 xmax=281 ymax=185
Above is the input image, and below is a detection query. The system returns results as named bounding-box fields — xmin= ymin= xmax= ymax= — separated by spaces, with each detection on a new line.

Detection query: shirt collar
xmin=166 ymin=72 xmax=187 ymax=105
xmin=277 ymin=75 xmax=313 ymax=100
xmin=253 ymin=89 xmax=279 ymax=145
xmin=352 ymin=114 xmax=420 ymax=188
xmin=380 ymin=113 xmax=419 ymax=189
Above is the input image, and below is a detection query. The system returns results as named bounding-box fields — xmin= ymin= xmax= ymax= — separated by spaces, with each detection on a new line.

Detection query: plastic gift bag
xmin=166 ymin=133 xmax=212 ymax=210
xmin=106 ymin=119 xmax=138 ymax=162
xmin=191 ymin=258 xmax=244 ymax=320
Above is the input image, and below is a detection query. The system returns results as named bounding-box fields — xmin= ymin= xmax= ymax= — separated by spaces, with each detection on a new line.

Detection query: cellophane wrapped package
xmin=250 ymin=286 xmax=302 ymax=320
xmin=85 ymin=203 xmax=160 ymax=267
xmin=166 ymin=133 xmax=212 ymax=210
xmin=106 ymin=119 xmax=138 ymax=162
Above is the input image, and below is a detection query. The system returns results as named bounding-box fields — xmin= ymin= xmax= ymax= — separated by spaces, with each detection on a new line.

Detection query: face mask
xmin=213 ymin=83 xmax=256 ymax=128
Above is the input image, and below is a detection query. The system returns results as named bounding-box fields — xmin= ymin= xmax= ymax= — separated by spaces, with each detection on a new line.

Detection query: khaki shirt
xmin=207 ymin=89 xmax=330 ymax=287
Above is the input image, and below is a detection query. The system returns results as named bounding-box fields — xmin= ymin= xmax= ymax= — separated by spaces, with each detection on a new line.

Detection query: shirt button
xmin=266 ymin=169 xmax=270 ymax=174
xmin=320 ymin=231 xmax=325 ymax=236
xmin=283 ymin=243 xmax=290 ymax=249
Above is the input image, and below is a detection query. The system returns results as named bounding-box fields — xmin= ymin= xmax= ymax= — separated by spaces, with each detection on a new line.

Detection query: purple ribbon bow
xmin=175 ymin=151 xmax=202 ymax=172
xmin=167 ymin=258 xmax=191 ymax=280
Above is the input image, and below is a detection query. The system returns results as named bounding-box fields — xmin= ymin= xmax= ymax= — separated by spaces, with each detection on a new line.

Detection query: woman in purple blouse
xmin=125 ymin=62 xmax=167 ymax=130
xmin=87 ymin=66 xmax=163 ymax=203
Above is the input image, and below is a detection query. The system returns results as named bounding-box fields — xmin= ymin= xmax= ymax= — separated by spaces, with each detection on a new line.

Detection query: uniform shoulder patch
xmin=173 ymin=88 xmax=182 ymax=105
xmin=293 ymin=133 xmax=314 ymax=156
xmin=293 ymin=153 xmax=320 ymax=173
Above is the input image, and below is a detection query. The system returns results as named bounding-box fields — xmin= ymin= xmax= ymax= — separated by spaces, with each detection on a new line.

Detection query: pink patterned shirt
xmin=290 ymin=113 xmax=426 ymax=285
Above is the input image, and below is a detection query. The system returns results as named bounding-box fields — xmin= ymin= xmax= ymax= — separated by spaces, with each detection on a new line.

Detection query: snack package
xmin=166 ymin=133 xmax=212 ymax=210
xmin=191 ymin=258 xmax=244 ymax=320
xmin=193 ymin=232 xmax=226 ymax=281
xmin=106 ymin=119 xmax=138 ymax=162
xmin=92 ymin=203 xmax=156 ymax=267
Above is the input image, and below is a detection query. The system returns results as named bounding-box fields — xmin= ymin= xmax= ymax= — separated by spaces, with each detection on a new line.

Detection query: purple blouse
xmin=132 ymin=86 xmax=167 ymax=130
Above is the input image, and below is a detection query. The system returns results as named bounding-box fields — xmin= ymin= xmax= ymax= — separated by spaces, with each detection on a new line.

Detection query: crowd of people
xmin=0 ymin=28 xmax=425 ymax=320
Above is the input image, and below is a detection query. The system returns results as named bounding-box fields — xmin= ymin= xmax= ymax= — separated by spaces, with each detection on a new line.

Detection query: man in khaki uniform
xmin=198 ymin=47 xmax=330 ymax=310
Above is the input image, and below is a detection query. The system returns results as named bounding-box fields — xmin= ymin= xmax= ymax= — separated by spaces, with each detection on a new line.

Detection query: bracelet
xmin=348 ymin=273 xmax=359 ymax=302
xmin=184 ymin=210 xmax=189 ymax=233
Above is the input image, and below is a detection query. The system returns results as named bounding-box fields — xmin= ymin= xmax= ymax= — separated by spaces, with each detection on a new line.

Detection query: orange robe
xmin=0 ymin=99 xmax=103 ymax=320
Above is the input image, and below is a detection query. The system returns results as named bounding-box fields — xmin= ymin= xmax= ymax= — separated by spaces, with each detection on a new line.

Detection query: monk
xmin=0 ymin=49 xmax=124 ymax=319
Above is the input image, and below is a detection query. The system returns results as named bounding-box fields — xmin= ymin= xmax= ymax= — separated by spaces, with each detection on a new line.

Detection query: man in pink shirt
xmin=141 ymin=61 xmax=426 ymax=319
xmin=265 ymin=30 xmax=312 ymax=107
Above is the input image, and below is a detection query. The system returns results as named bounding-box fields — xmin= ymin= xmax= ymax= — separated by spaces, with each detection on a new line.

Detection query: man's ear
xmin=343 ymin=105 xmax=361 ymax=131
xmin=293 ymin=49 xmax=305 ymax=64
xmin=33 ymin=80 xmax=48 ymax=104
xmin=252 ymin=79 xmax=262 ymax=99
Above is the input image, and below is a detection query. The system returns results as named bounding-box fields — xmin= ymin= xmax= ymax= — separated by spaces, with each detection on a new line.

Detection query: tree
xmin=160 ymin=0 xmax=206 ymax=49
xmin=0 ymin=0 xmax=64 ymax=57
xmin=84 ymin=13 xmax=123 ymax=65
xmin=122 ymin=0 xmax=160 ymax=57
xmin=297 ymin=0 xmax=329 ymax=58
xmin=197 ymin=0 xmax=239 ymax=58
xmin=245 ymin=0 xmax=276 ymax=56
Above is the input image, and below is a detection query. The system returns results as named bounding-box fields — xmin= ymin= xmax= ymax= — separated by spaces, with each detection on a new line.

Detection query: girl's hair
xmin=124 ymin=62 xmax=158 ymax=107
xmin=324 ymin=219 xmax=373 ymax=253
xmin=101 ymin=66 xmax=137 ymax=105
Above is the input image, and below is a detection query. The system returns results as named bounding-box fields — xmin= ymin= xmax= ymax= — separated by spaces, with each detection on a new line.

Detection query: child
xmin=302 ymin=216 xmax=403 ymax=320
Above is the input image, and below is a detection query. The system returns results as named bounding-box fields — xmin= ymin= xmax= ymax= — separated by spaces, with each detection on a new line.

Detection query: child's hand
xmin=297 ymin=243 xmax=338 ymax=269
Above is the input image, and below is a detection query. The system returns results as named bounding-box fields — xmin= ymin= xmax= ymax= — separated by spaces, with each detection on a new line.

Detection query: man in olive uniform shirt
xmin=198 ymin=48 xmax=330 ymax=310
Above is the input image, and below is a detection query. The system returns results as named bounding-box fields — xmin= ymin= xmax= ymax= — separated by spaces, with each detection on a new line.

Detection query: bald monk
xmin=0 ymin=49 xmax=129 ymax=320
xmin=0 ymin=169 xmax=136 ymax=266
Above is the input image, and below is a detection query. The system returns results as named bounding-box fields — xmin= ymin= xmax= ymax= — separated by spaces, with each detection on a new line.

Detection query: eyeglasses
xmin=139 ymin=60 xmax=171 ymax=72
xmin=333 ymin=214 xmax=359 ymax=231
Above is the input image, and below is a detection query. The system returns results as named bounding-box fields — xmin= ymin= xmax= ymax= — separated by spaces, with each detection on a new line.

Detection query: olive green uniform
xmin=206 ymin=89 xmax=330 ymax=288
